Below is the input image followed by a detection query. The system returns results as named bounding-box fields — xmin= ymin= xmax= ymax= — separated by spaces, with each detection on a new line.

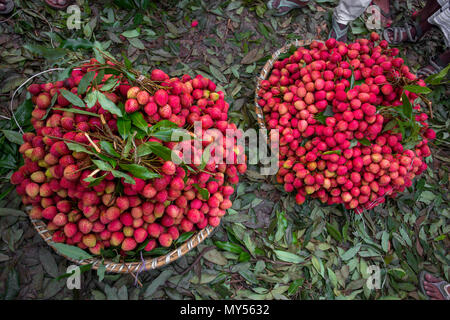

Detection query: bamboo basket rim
xmin=30 ymin=212 xmax=215 ymax=274
xmin=254 ymin=39 xmax=324 ymax=130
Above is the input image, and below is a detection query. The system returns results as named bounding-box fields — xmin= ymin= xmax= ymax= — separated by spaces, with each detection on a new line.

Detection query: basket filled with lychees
xmin=11 ymin=52 xmax=247 ymax=273
xmin=255 ymin=33 xmax=435 ymax=213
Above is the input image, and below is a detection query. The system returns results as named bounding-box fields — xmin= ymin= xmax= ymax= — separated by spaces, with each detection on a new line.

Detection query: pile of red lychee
xmin=10 ymin=59 xmax=247 ymax=256
xmin=257 ymin=32 xmax=436 ymax=211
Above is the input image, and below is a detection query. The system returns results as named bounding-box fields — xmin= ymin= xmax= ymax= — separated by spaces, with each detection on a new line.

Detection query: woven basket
xmin=30 ymin=213 xmax=214 ymax=274
xmin=254 ymin=39 xmax=324 ymax=129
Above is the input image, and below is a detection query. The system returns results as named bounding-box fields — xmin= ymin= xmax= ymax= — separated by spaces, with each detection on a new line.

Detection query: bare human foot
xmin=422 ymin=273 xmax=450 ymax=300
xmin=0 ymin=0 xmax=14 ymax=15
xmin=45 ymin=0 xmax=73 ymax=10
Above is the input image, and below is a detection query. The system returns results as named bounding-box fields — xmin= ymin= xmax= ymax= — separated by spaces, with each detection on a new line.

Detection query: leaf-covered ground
xmin=0 ymin=0 xmax=448 ymax=300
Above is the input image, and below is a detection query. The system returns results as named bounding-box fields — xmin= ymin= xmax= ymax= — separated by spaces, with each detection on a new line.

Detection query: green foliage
xmin=0 ymin=0 xmax=448 ymax=302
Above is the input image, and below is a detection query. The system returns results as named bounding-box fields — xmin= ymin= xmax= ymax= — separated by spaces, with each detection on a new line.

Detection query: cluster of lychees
xmin=257 ymin=32 xmax=435 ymax=211
xmin=11 ymin=59 xmax=247 ymax=255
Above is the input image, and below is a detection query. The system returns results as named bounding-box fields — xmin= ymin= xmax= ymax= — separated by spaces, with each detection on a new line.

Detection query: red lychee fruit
xmin=63 ymin=164 xmax=81 ymax=181
xmin=162 ymin=161 xmax=176 ymax=175
xmin=147 ymin=223 xmax=162 ymax=238
xmin=144 ymin=239 xmax=157 ymax=252
xmin=154 ymin=89 xmax=169 ymax=107
xmin=121 ymin=238 xmax=137 ymax=251
xmin=141 ymin=184 xmax=157 ymax=199
xmin=105 ymin=206 xmax=120 ymax=221
xmin=82 ymin=234 xmax=97 ymax=248
xmin=159 ymin=233 xmax=173 ymax=247
xmin=125 ymin=98 xmax=140 ymax=113
xmin=151 ymin=69 xmax=169 ymax=81
xmin=136 ymin=91 xmax=150 ymax=105
xmin=110 ymin=231 xmax=125 ymax=247
xmin=78 ymin=218 xmax=93 ymax=234
xmin=53 ymin=212 xmax=68 ymax=227
xmin=64 ymin=223 xmax=78 ymax=238
xmin=25 ymin=182 xmax=40 ymax=198
xmin=134 ymin=227 xmax=148 ymax=243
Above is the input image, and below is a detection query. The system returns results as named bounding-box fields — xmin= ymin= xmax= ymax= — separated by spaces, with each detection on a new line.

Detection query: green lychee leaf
xmin=129 ymin=37 xmax=145 ymax=50
xmin=349 ymin=70 xmax=355 ymax=89
xmin=96 ymin=264 xmax=106 ymax=282
xmin=314 ymin=106 xmax=334 ymax=124
xmin=273 ymin=250 xmax=305 ymax=263
xmin=54 ymin=107 xmax=100 ymax=118
xmin=129 ymin=111 xmax=149 ymax=134
xmin=173 ymin=231 xmax=195 ymax=245
xmin=357 ymin=138 xmax=371 ymax=146
xmin=314 ymin=113 xmax=327 ymax=125
xmin=91 ymin=159 xmax=113 ymax=171
xmin=117 ymin=116 xmax=131 ymax=140
xmin=97 ymin=91 xmax=122 ymax=117
xmin=1 ymin=130 xmax=23 ymax=145
xmin=122 ymin=135 xmax=133 ymax=159
xmin=139 ymin=141 xmax=178 ymax=161
xmin=83 ymin=173 xmax=108 ymax=187
xmin=288 ymin=279 xmax=305 ymax=296
xmin=51 ymin=242 xmax=93 ymax=260
xmin=77 ymin=71 xmax=96 ymax=95
xmin=382 ymin=119 xmax=397 ymax=133
xmin=135 ymin=239 xmax=150 ymax=253
xmin=13 ymin=98 xmax=33 ymax=129
xmin=121 ymin=29 xmax=140 ymax=38
xmin=277 ymin=45 xmax=297 ymax=61
xmin=209 ymin=65 xmax=227 ymax=84
xmin=92 ymin=69 xmax=104 ymax=84
xmin=110 ymin=169 xmax=135 ymax=185
xmin=148 ymin=120 xmax=179 ymax=132
xmin=59 ymin=89 xmax=85 ymax=108
xmin=84 ymin=91 xmax=98 ymax=109
xmin=238 ymin=251 xmax=251 ymax=262
xmin=92 ymin=46 xmax=105 ymax=64
xmin=274 ymin=210 xmax=288 ymax=242
xmin=425 ymin=63 xmax=450 ymax=85
xmin=326 ymin=223 xmax=343 ymax=242
xmin=50 ymin=92 xmax=58 ymax=107
xmin=100 ymin=77 xmax=120 ymax=92
xmin=95 ymin=153 xmax=117 ymax=168
xmin=193 ymin=183 xmax=210 ymax=200
xmin=403 ymin=85 xmax=432 ymax=94
xmin=136 ymin=143 xmax=153 ymax=157
xmin=322 ymin=150 xmax=342 ymax=155
xmin=257 ymin=22 xmax=270 ymax=40
xmin=66 ymin=142 xmax=95 ymax=155
xmin=143 ymin=247 xmax=171 ymax=257
xmin=214 ymin=241 xmax=245 ymax=254
xmin=118 ymin=163 xmax=161 ymax=180
xmin=99 ymin=141 xmax=120 ymax=158
xmin=150 ymin=128 xmax=189 ymax=142
xmin=401 ymin=92 xmax=413 ymax=120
